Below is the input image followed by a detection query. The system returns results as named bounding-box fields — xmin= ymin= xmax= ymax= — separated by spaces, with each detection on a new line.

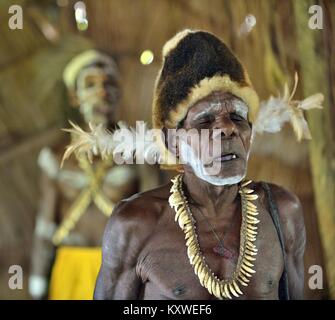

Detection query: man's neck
xmin=182 ymin=168 xmax=240 ymax=217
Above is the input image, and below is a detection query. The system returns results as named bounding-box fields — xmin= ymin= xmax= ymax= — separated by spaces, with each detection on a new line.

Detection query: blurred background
xmin=0 ymin=0 xmax=334 ymax=299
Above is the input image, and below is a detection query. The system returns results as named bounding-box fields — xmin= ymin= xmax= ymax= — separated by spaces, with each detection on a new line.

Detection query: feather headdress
xmin=61 ymin=121 xmax=162 ymax=167
xmin=61 ymin=73 xmax=323 ymax=165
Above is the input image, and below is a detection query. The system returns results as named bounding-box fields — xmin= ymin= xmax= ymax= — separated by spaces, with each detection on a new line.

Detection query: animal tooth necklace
xmin=168 ymin=174 xmax=260 ymax=299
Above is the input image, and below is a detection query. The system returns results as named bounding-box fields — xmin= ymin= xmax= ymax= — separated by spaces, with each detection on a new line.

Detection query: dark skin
xmin=94 ymin=91 xmax=306 ymax=300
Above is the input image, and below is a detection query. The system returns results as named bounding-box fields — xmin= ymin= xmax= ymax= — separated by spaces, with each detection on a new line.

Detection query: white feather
xmin=253 ymin=96 xmax=291 ymax=134
xmin=62 ymin=121 xmax=162 ymax=165
xmin=298 ymin=93 xmax=324 ymax=110
xmin=254 ymin=73 xmax=323 ymax=141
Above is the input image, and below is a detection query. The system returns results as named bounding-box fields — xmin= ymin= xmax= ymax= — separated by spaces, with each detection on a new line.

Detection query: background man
xmin=29 ymin=50 xmax=139 ymax=300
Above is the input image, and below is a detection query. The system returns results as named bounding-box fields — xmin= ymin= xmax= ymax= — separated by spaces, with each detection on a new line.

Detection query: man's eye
xmin=230 ymin=113 xmax=244 ymax=121
xmin=197 ymin=115 xmax=214 ymax=125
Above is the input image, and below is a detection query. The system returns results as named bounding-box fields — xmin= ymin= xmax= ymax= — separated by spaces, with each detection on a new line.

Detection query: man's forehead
xmin=188 ymin=91 xmax=249 ymax=116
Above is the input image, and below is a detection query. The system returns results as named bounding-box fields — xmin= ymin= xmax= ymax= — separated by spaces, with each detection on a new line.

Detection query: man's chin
xmin=198 ymin=160 xmax=247 ymax=185
xmin=194 ymin=168 xmax=246 ymax=186
xmin=204 ymin=164 xmax=246 ymax=178
xmin=206 ymin=175 xmax=244 ymax=186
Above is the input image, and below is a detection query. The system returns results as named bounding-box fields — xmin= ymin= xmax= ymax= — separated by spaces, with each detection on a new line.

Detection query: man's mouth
xmin=214 ymin=153 xmax=239 ymax=162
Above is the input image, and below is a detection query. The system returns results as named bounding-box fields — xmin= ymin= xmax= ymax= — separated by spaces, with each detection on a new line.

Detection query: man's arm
xmin=94 ymin=198 xmax=155 ymax=300
xmin=29 ymin=173 xmax=58 ymax=299
xmin=272 ymin=184 xmax=306 ymax=300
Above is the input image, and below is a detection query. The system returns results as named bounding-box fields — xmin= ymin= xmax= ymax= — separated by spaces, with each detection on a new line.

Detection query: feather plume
xmin=61 ymin=121 xmax=162 ymax=166
xmin=254 ymin=72 xmax=324 ymax=141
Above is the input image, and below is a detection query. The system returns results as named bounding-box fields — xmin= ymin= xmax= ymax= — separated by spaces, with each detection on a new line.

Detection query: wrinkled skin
xmin=94 ymin=91 xmax=306 ymax=300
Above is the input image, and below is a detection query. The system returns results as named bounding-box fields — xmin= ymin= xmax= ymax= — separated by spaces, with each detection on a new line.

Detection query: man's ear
xmin=68 ymin=89 xmax=80 ymax=107
xmin=162 ymin=127 xmax=179 ymax=158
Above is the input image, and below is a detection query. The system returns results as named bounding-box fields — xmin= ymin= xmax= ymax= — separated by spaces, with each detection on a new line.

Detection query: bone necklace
xmin=168 ymin=174 xmax=260 ymax=299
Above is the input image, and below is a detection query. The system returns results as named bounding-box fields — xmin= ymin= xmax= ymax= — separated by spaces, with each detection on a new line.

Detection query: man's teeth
xmin=221 ymin=154 xmax=237 ymax=161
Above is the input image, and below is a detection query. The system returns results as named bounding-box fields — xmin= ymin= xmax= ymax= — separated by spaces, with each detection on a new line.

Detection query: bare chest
xmin=137 ymin=205 xmax=284 ymax=300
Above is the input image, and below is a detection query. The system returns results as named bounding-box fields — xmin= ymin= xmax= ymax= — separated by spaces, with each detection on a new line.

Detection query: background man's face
xmin=76 ymin=62 xmax=120 ymax=126
xmin=179 ymin=91 xmax=252 ymax=185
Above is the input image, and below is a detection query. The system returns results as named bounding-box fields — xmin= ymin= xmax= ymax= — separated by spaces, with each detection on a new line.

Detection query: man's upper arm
xmin=94 ymin=198 xmax=154 ymax=300
xmin=272 ymin=184 xmax=306 ymax=300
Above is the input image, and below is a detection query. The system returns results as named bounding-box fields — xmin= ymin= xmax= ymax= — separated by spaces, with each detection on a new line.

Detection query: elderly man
xmin=94 ymin=30 xmax=306 ymax=300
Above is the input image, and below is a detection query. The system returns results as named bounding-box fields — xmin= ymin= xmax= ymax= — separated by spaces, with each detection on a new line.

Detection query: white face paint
xmin=179 ymin=141 xmax=246 ymax=186
xmin=233 ymin=98 xmax=249 ymax=120
xmin=76 ymin=66 xmax=119 ymax=126
xmin=178 ymin=95 xmax=251 ymax=186
xmin=193 ymin=98 xmax=249 ymax=123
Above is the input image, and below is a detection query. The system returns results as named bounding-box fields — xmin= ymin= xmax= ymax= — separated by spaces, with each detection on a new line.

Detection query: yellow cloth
xmin=49 ymin=246 xmax=101 ymax=300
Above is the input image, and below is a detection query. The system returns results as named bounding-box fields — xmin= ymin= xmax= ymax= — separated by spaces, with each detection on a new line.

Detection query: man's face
xmin=76 ymin=63 xmax=120 ymax=126
xmin=178 ymin=91 xmax=252 ymax=185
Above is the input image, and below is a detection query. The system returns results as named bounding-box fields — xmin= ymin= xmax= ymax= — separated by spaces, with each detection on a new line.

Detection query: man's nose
xmin=212 ymin=115 xmax=237 ymax=138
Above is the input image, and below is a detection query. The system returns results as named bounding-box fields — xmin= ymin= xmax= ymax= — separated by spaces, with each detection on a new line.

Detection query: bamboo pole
xmin=293 ymin=0 xmax=335 ymax=298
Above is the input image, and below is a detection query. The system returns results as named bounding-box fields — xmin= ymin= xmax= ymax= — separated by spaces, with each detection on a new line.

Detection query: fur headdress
xmin=152 ymin=29 xmax=260 ymax=130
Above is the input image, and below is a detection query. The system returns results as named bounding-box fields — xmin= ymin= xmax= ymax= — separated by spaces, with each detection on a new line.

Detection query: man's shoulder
xmin=261 ymin=181 xmax=301 ymax=214
xmin=108 ymin=182 xmax=172 ymax=229
xmin=252 ymin=180 xmax=305 ymax=250
xmin=252 ymin=181 xmax=302 ymax=217
xmin=251 ymin=181 xmax=300 ymax=205
xmin=100 ymin=183 xmax=174 ymax=269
